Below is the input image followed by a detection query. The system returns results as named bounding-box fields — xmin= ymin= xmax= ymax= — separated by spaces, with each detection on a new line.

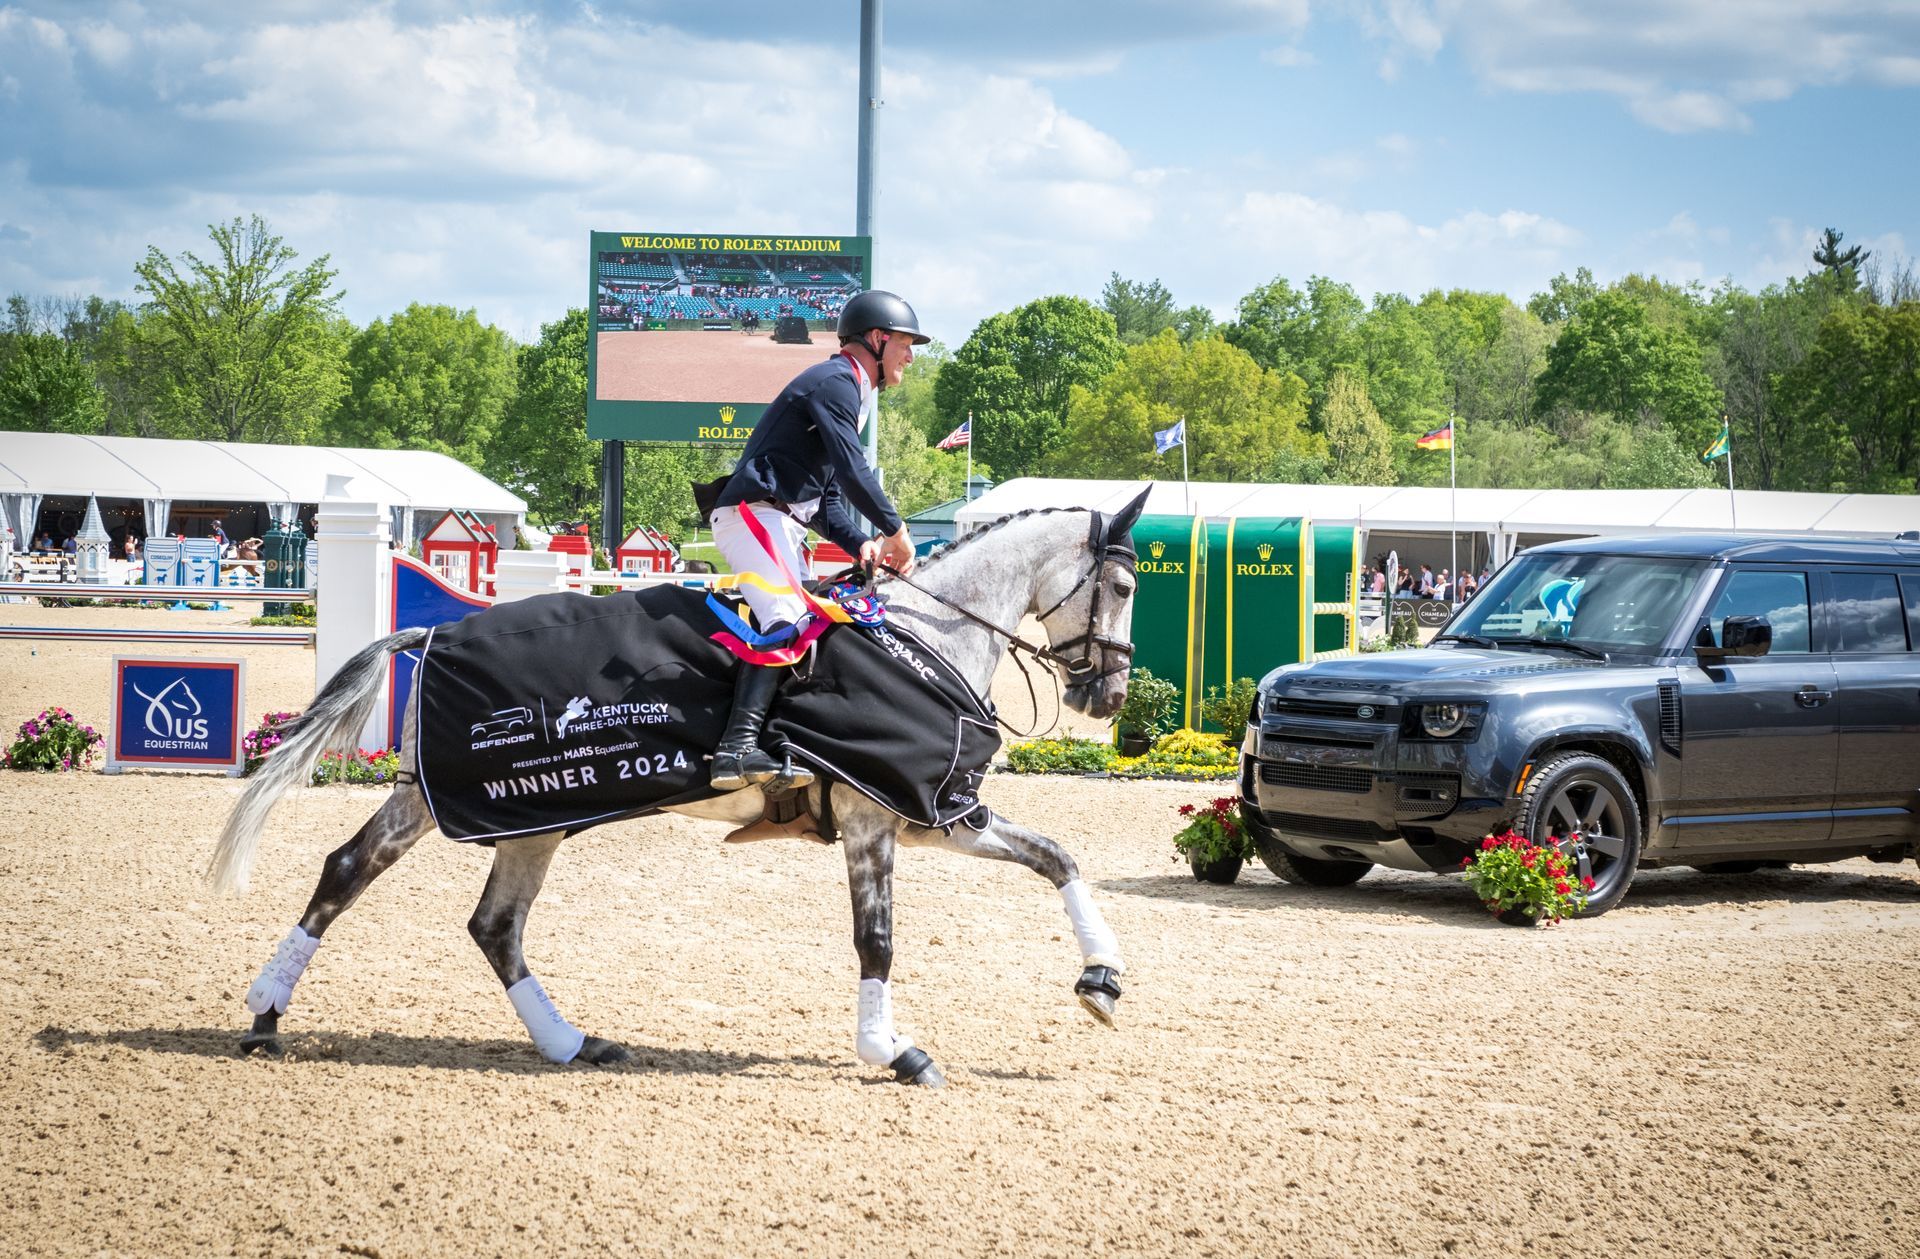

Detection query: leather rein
xmin=876 ymin=509 xmax=1138 ymax=687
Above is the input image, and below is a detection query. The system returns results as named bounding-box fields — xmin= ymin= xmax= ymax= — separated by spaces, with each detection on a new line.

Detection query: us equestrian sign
xmin=105 ymin=655 xmax=247 ymax=776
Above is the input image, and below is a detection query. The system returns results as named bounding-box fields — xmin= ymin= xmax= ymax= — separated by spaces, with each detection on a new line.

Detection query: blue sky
xmin=1 ymin=1 xmax=1914 ymax=345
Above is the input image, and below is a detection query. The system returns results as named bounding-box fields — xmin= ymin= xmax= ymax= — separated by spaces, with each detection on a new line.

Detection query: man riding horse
xmin=702 ymin=290 xmax=926 ymax=793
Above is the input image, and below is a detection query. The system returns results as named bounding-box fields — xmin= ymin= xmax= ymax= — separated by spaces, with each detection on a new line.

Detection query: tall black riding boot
xmin=710 ymin=665 xmax=812 ymax=791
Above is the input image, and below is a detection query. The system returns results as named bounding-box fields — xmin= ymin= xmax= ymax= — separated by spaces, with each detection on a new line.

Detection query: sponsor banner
xmin=106 ymin=655 xmax=246 ymax=775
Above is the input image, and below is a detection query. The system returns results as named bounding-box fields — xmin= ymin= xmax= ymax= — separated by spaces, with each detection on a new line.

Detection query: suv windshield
xmin=1447 ymin=553 xmax=1709 ymax=654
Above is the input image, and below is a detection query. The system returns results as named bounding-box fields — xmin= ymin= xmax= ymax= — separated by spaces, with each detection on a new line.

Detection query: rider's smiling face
xmin=876 ymin=332 xmax=914 ymax=389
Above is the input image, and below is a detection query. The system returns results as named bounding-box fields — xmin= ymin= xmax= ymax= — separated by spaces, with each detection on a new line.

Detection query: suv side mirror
xmin=1696 ymin=614 xmax=1773 ymax=662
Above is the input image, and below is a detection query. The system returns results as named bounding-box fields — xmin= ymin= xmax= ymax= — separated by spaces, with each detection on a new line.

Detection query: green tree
xmin=0 ymin=295 xmax=106 ymax=432
xmin=1221 ymin=274 xmax=1364 ymax=404
xmin=1604 ymin=426 xmax=1716 ymax=489
xmin=1527 ymin=267 xmax=1600 ymax=325
xmin=131 ymin=215 xmax=347 ymax=442
xmin=1318 ymin=369 xmax=1396 ymax=485
xmin=485 ymin=308 xmax=601 ymax=530
xmin=934 ymin=296 xmax=1122 ymax=478
xmin=625 ymin=444 xmax=735 ymax=544
xmin=1778 ymin=301 xmax=1920 ymax=492
xmin=328 ymin=304 xmax=516 ymax=466
xmin=1700 ymin=278 xmax=1834 ymax=489
xmin=1535 ymin=289 xmax=1722 ymax=444
xmin=1812 ymin=227 xmax=1869 ymax=291
xmin=1100 ymin=273 xmax=1178 ymax=344
xmin=0 ymin=329 xmax=105 ymax=433
xmin=1356 ymin=293 xmax=1446 ymax=440
xmin=1051 ymin=332 xmax=1319 ymax=481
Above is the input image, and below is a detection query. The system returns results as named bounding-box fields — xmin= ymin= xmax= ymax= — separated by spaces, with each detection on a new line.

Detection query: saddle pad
xmin=415 ymin=585 xmax=1000 ymax=842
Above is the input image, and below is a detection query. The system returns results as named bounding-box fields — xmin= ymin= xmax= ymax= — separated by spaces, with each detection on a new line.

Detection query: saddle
xmin=413 ymin=585 xmax=998 ymax=845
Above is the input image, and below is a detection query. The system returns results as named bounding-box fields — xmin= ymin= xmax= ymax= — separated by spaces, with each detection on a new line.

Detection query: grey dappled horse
xmin=209 ymin=494 xmax=1146 ymax=1087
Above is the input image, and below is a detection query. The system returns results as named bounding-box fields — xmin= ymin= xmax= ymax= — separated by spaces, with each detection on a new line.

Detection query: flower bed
xmin=1005 ymin=728 xmax=1236 ymax=781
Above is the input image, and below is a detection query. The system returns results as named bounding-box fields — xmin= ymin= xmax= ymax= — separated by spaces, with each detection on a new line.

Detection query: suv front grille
xmin=1265 ymin=812 xmax=1395 ymax=843
xmin=1268 ymin=698 xmax=1396 ymax=721
xmin=1260 ymin=762 xmax=1374 ymax=793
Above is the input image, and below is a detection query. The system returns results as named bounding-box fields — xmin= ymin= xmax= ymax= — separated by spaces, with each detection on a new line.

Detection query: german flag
xmin=1415 ymin=424 xmax=1453 ymax=451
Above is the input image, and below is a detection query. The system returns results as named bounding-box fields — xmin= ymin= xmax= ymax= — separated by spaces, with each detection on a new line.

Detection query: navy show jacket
xmin=715 ymin=353 xmax=903 ymax=555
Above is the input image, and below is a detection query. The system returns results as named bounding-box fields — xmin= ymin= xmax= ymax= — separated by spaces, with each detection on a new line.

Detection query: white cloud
xmin=1353 ymin=0 xmax=1920 ymax=132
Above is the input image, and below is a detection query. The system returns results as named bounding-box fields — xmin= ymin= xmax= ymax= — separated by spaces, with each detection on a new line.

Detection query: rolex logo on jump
xmin=1139 ymin=538 xmax=1183 ymax=574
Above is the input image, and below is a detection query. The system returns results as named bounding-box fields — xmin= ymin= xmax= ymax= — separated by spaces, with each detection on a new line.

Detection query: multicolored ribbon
xmin=705 ymin=504 xmax=856 ymax=666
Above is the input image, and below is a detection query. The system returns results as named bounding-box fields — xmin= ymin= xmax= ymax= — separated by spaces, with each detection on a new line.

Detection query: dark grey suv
xmin=1237 ymin=533 xmax=1920 ymax=915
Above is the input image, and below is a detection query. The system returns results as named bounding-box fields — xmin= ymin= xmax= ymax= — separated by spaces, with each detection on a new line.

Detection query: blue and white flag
xmin=1153 ymin=418 xmax=1185 ymax=453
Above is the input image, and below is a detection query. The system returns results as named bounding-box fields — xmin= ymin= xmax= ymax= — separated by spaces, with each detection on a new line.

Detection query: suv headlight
xmin=1405 ymin=701 xmax=1485 ymax=741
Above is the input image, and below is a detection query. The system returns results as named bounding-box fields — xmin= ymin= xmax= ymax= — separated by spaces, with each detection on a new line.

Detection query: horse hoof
xmin=1074 ymin=966 xmax=1122 ymax=1028
xmin=577 ymin=1037 xmax=631 ymax=1066
xmin=889 ymin=1046 xmax=946 ymax=1088
xmin=239 ymin=1033 xmax=284 ymax=1058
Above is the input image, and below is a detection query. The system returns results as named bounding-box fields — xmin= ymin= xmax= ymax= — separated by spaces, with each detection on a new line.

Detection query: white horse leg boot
xmin=857 ymin=979 xmax=945 ymax=1086
xmin=1060 ymin=880 xmax=1123 ymax=973
xmin=1061 ymin=881 xmax=1125 ymax=1026
xmin=507 ymin=974 xmax=587 ymax=1064
xmin=245 ymin=925 xmax=321 ymax=1015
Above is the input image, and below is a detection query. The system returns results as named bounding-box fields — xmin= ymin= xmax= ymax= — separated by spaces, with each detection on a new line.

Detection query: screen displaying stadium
xmin=586 ymin=230 xmax=872 ymax=444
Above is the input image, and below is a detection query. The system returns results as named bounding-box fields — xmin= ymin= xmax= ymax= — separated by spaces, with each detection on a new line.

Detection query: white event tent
xmin=0 ymin=432 xmax=526 ymax=552
xmin=955 ymin=478 xmax=1920 ymax=575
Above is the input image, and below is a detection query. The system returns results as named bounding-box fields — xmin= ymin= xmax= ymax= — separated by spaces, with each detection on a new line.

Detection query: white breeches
xmin=711 ymin=502 xmax=812 ymax=631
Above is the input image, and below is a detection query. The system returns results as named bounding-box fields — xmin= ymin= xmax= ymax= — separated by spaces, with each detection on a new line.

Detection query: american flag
xmin=937 ymin=419 xmax=971 ymax=450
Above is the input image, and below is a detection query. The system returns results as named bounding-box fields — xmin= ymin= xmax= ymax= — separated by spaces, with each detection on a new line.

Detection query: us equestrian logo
xmin=132 ymin=676 xmax=208 ymax=746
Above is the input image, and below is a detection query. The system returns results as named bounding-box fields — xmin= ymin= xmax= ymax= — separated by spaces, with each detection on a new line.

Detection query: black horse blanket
xmin=415 ymin=586 xmax=998 ymax=842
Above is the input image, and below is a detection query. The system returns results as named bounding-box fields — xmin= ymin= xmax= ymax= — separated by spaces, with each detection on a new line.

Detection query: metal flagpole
xmin=1181 ymin=415 xmax=1190 ymax=516
xmin=965 ymin=410 xmax=973 ymax=500
xmin=1448 ymin=409 xmax=1457 ymax=602
xmin=1726 ymin=419 xmax=1737 ymax=532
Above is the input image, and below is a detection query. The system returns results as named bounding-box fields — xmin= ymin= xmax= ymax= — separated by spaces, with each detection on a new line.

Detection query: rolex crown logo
xmin=718 ymin=405 xmax=736 ymax=424
xmin=1256 ymin=542 xmax=1273 ymax=561
xmin=1148 ymin=540 xmax=1166 ymax=559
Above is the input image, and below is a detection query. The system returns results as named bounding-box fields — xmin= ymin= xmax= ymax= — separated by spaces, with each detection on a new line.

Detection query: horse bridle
xmin=877 ymin=509 xmax=1138 ymax=686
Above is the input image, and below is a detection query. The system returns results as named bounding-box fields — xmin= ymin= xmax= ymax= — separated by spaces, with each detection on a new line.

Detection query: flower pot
xmin=1117 ymin=731 xmax=1153 ymax=757
xmin=1188 ymin=850 xmax=1243 ymax=885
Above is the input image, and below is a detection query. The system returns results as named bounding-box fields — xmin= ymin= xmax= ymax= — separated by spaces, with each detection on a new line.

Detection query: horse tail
xmin=208 ymin=627 xmax=430 ymax=894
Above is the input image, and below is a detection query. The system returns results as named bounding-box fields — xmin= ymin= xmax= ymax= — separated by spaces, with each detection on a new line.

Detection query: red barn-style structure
xmin=418 ymin=509 xmax=500 ymax=595
xmin=615 ymin=524 xmax=679 ymax=574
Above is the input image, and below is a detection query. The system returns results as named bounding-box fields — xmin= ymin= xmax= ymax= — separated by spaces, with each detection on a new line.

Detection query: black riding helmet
xmin=836 ymin=289 xmax=931 ymax=345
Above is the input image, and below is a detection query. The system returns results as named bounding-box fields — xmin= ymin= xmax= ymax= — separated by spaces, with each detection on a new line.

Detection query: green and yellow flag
xmin=1701 ymin=418 xmax=1729 ymax=463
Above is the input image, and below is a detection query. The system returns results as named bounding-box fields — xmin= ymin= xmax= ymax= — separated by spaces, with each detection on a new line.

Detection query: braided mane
xmin=904 ymin=506 xmax=1091 ymax=574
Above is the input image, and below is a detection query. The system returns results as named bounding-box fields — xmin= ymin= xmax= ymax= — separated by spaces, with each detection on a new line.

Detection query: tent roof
xmin=954 ymin=477 xmax=1920 ymax=538
xmin=0 ymin=432 xmax=525 ymax=514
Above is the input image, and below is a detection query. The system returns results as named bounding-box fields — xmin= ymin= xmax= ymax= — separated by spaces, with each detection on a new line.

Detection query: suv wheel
xmin=1517 ymin=752 xmax=1643 ymax=916
xmin=1247 ymin=815 xmax=1373 ymax=887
